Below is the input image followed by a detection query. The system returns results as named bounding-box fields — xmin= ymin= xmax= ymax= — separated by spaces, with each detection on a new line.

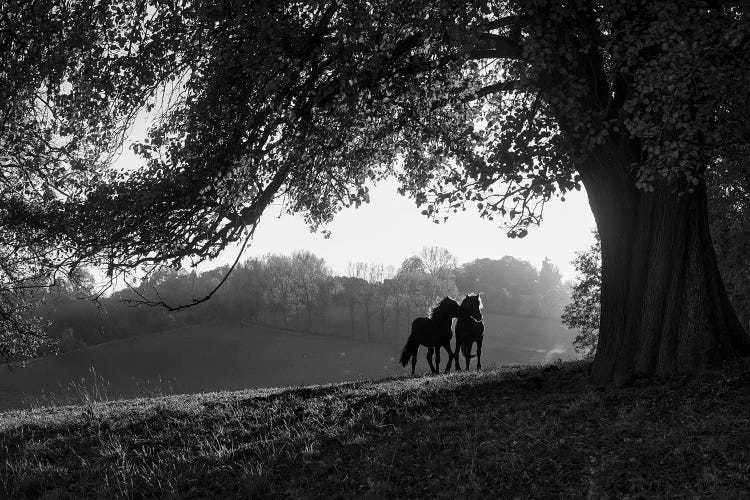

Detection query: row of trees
xmin=36 ymin=247 xmax=568 ymax=354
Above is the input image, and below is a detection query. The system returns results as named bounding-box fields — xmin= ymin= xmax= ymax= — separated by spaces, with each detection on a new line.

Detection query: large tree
xmin=3 ymin=0 xmax=750 ymax=382
xmin=399 ymin=2 xmax=750 ymax=384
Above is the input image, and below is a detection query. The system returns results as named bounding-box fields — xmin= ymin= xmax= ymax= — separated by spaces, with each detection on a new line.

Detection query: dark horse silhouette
xmin=400 ymin=297 xmax=462 ymax=375
xmin=454 ymin=294 xmax=485 ymax=371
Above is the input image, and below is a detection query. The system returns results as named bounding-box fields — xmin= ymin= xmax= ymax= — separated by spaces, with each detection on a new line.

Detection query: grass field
xmin=0 ymin=313 xmax=577 ymax=412
xmin=2 ymin=359 xmax=749 ymax=498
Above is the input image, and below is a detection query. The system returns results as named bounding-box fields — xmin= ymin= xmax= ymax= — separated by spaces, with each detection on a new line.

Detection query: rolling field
xmin=0 ymin=314 xmax=577 ymax=412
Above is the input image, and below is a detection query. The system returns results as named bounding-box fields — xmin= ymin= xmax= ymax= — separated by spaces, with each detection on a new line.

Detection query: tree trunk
xmin=581 ymin=138 xmax=750 ymax=385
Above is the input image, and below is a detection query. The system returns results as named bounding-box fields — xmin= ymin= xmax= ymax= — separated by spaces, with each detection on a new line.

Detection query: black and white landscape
xmin=1 ymin=1 xmax=750 ymax=498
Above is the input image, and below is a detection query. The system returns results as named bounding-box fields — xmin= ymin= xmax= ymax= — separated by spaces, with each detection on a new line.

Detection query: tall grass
xmin=20 ymin=366 xmax=177 ymax=411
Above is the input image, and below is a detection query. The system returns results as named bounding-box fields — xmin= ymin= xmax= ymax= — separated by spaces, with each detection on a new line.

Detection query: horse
xmin=399 ymin=296 xmax=462 ymax=375
xmin=454 ymin=294 xmax=485 ymax=371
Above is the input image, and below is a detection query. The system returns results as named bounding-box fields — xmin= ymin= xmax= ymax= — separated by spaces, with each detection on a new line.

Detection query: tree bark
xmin=581 ymin=137 xmax=750 ymax=386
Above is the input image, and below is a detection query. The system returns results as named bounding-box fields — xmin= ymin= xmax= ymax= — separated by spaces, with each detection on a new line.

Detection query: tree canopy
xmin=3 ymin=0 xmax=750 ymax=382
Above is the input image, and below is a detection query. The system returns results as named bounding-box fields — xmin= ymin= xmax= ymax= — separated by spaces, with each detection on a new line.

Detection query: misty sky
xmin=208 ymin=177 xmax=597 ymax=280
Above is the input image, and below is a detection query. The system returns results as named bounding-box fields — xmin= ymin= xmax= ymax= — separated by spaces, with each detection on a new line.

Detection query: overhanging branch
xmin=474 ymin=16 xmax=525 ymax=32
xmin=472 ymin=81 xmax=520 ymax=100
xmin=469 ymin=47 xmax=523 ymax=60
xmin=471 ymin=32 xmax=524 ymax=60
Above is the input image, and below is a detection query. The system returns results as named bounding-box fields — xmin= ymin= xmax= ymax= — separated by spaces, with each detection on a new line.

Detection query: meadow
xmin=2 ymin=360 xmax=749 ymax=498
xmin=0 ymin=313 xmax=575 ymax=412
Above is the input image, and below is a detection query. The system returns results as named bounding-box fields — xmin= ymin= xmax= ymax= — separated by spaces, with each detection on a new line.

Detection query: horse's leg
xmin=464 ymin=341 xmax=473 ymax=371
xmin=442 ymin=341 xmax=454 ymax=373
xmin=453 ymin=335 xmax=463 ymax=371
xmin=453 ymin=336 xmax=462 ymax=371
xmin=411 ymin=347 xmax=417 ymax=376
xmin=435 ymin=345 xmax=442 ymax=373
xmin=426 ymin=347 xmax=436 ymax=374
xmin=476 ymin=337 xmax=483 ymax=371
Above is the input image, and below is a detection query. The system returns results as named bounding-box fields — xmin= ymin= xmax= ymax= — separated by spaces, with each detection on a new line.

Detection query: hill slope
xmin=1 ymin=360 xmax=749 ymax=498
xmin=0 ymin=315 xmax=576 ymax=411
xmin=0 ymin=322 xmax=405 ymax=411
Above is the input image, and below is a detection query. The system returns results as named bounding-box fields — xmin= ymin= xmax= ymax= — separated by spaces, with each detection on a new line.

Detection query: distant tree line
xmin=31 ymin=247 xmax=569 ymax=357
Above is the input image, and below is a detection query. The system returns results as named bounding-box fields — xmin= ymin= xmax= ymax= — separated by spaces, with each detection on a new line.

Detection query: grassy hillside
xmin=2 ymin=359 xmax=749 ymax=498
xmin=0 ymin=315 xmax=576 ymax=412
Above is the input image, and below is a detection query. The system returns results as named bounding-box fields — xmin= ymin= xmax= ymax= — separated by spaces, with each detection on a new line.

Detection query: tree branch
xmin=469 ymin=47 xmax=523 ymax=60
xmin=473 ymin=80 xmax=520 ymax=100
xmin=475 ymin=16 xmax=525 ymax=32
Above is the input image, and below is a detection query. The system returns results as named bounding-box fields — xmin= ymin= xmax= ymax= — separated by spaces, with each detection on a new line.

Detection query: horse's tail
xmin=400 ymin=335 xmax=419 ymax=367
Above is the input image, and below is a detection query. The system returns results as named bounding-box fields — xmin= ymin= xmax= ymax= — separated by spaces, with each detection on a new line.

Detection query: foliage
xmin=0 ymin=0 xmax=143 ymax=358
xmin=708 ymin=147 xmax=750 ymax=332
xmin=536 ymin=258 xmax=562 ymax=295
xmin=561 ymin=232 xmax=601 ymax=357
xmin=400 ymin=1 xmax=750 ymax=226
xmin=7 ymin=0 xmax=749 ymax=269
xmin=0 ymin=262 xmax=47 ymax=361
xmin=536 ymin=257 xmax=568 ymax=318
xmin=2 ymin=0 xmax=487 ymax=276
xmin=419 ymin=246 xmax=458 ymax=280
xmin=455 ymin=256 xmax=552 ymax=315
xmin=3 ymin=1 xmax=750 ymax=375
xmin=3 ymin=360 xmax=750 ymax=497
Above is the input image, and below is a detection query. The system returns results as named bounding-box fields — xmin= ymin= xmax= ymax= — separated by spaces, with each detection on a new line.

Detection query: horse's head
xmin=461 ymin=293 xmax=483 ymax=321
xmin=431 ymin=296 xmax=461 ymax=319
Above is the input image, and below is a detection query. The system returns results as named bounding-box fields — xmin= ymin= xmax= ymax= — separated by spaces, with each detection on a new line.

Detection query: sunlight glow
xmin=114 ymin=117 xmax=597 ymax=281
xmin=211 ymin=177 xmax=597 ymax=280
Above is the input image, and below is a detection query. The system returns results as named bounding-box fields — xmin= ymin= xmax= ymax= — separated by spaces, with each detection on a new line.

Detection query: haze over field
xmin=0 ymin=315 xmax=576 ymax=412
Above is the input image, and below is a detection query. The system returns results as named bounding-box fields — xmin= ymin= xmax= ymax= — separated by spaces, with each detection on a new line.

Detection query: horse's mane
xmin=428 ymin=297 xmax=458 ymax=319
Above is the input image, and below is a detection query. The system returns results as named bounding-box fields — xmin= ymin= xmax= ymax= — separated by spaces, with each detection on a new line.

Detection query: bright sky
xmin=209 ymin=177 xmax=597 ymax=280
xmin=115 ymin=118 xmax=598 ymax=282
